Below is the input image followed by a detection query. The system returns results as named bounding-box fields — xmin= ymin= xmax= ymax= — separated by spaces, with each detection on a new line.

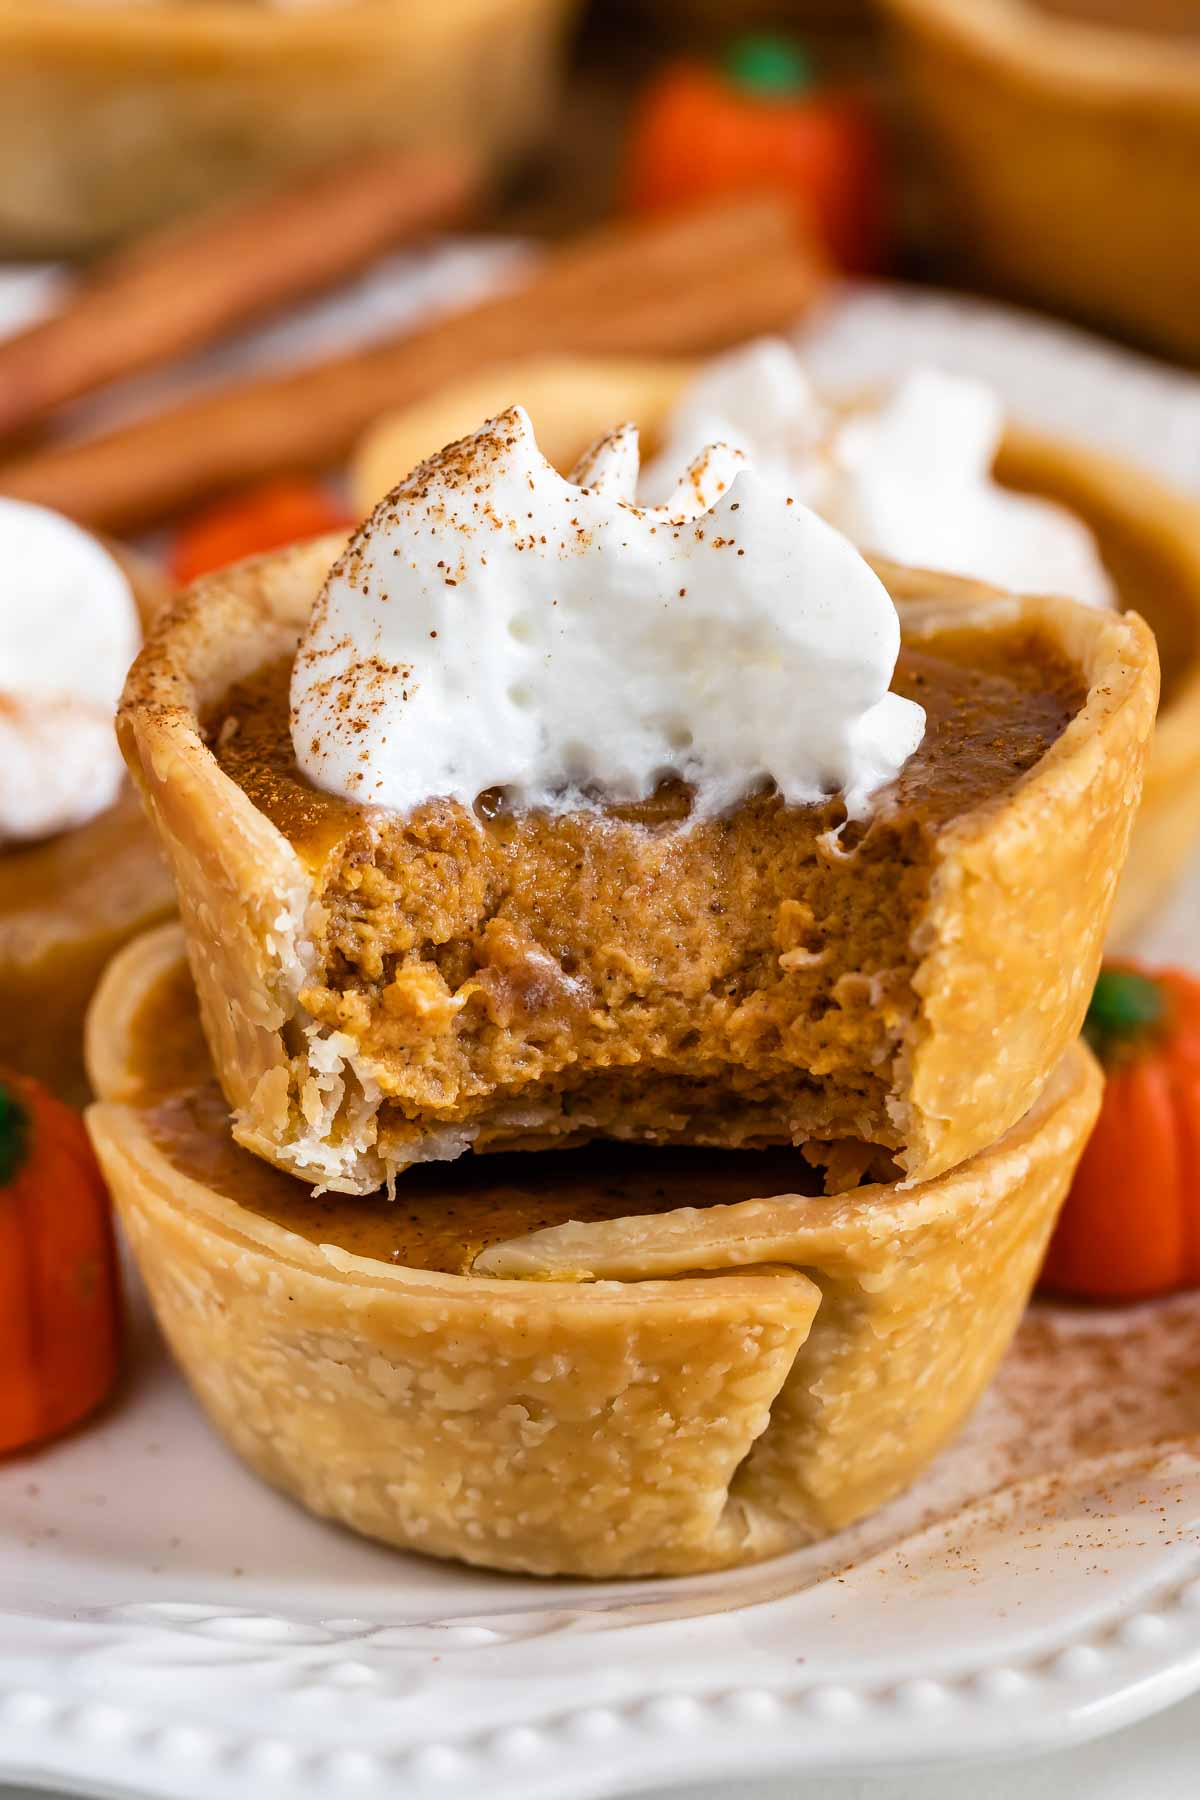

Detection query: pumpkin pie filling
xmin=206 ymin=623 xmax=1082 ymax=1187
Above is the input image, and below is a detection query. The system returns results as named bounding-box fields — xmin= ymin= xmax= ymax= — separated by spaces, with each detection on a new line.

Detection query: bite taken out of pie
xmin=85 ymin=922 xmax=1102 ymax=1578
xmin=116 ymin=409 xmax=1158 ymax=1196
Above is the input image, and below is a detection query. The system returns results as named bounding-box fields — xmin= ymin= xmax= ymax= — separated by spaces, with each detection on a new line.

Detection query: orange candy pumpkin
xmin=169 ymin=477 xmax=353 ymax=586
xmin=1040 ymin=964 xmax=1200 ymax=1302
xmin=624 ymin=36 xmax=887 ymax=275
xmin=0 ymin=1070 xmax=122 ymax=1453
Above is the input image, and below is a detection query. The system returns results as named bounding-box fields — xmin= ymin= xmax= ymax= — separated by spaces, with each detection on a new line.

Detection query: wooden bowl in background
xmin=0 ymin=542 xmax=176 ymax=1104
xmin=879 ymin=0 xmax=1200 ymax=360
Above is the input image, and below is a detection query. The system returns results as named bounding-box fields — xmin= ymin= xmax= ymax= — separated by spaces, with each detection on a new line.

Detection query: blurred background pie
xmin=352 ymin=350 xmax=1200 ymax=942
xmin=0 ymin=527 xmax=174 ymax=1102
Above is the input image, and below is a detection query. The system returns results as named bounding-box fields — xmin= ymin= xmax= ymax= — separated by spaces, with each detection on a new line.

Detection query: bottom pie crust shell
xmin=86 ymin=924 xmax=1101 ymax=1580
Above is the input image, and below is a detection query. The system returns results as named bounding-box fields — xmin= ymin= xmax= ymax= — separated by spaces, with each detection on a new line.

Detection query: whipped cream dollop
xmin=644 ymin=341 xmax=1113 ymax=608
xmin=291 ymin=406 xmax=925 ymax=821
xmin=0 ymin=500 xmax=140 ymax=848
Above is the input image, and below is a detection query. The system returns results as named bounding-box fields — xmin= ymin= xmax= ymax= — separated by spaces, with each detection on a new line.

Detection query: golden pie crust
xmin=351 ymin=354 xmax=1200 ymax=944
xmin=0 ymin=542 xmax=175 ymax=1102
xmin=85 ymin=923 xmax=1102 ymax=1578
xmin=117 ymin=518 xmax=1153 ymax=1193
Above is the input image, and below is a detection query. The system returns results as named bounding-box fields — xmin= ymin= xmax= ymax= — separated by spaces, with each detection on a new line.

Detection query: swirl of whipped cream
xmin=0 ymin=499 xmax=140 ymax=848
xmin=291 ymin=406 xmax=925 ymax=821
xmin=644 ymin=341 xmax=1113 ymax=608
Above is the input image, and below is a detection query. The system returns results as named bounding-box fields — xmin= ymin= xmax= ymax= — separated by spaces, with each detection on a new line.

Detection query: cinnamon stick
xmin=0 ymin=198 xmax=827 ymax=533
xmin=0 ymin=148 xmax=480 ymax=442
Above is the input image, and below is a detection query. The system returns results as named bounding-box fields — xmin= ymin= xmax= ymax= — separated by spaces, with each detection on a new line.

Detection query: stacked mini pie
xmin=87 ymin=405 xmax=1159 ymax=1578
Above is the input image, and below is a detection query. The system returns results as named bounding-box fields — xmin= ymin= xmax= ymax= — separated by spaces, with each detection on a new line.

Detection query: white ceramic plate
xmin=3 ymin=273 xmax=1200 ymax=1800
xmin=3 ymin=1203 xmax=1200 ymax=1800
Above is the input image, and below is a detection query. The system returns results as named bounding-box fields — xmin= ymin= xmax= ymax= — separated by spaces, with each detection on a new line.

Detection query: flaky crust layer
xmin=86 ymin=926 xmax=1100 ymax=1578
xmin=118 ymin=519 xmax=1154 ymax=1192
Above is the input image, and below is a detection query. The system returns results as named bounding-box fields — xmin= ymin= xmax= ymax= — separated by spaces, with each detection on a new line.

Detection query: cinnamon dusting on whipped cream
xmin=291 ymin=406 xmax=925 ymax=820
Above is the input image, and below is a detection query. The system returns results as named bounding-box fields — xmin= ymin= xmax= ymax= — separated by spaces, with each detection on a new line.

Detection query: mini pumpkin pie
xmin=0 ymin=503 xmax=175 ymax=1103
xmin=0 ymin=0 xmax=579 ymax=255
xmin=85 ymin=921 xmax=1102 ymax=1577
xmin=117 ymin=409 xmax=1156 ymax=1195
xmin=352 ymin=351 xmax=1200 ymax=942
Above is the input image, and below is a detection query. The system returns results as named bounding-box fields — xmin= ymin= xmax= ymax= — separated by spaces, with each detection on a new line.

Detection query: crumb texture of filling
xmin=210 ymin=627 xmax=1083 ymax=1174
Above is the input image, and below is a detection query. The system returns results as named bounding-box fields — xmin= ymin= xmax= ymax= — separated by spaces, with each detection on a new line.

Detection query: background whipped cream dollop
xmin=644 ymin=340 xmax=1114 ymax=608
xmin=0 ymin=499 xmax=140 ymax=848
xmin=291 ymin=406 xmax=925 ymax=821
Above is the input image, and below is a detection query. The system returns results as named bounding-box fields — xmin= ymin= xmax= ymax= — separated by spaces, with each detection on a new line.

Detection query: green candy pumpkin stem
xmin=0 ymin=1081 xmax=29 ymax=1187
xmin=1083 ymin=968 xmax=1167 ymax=1067
xmin=723 ymin=34 xmax=815 ymax=99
